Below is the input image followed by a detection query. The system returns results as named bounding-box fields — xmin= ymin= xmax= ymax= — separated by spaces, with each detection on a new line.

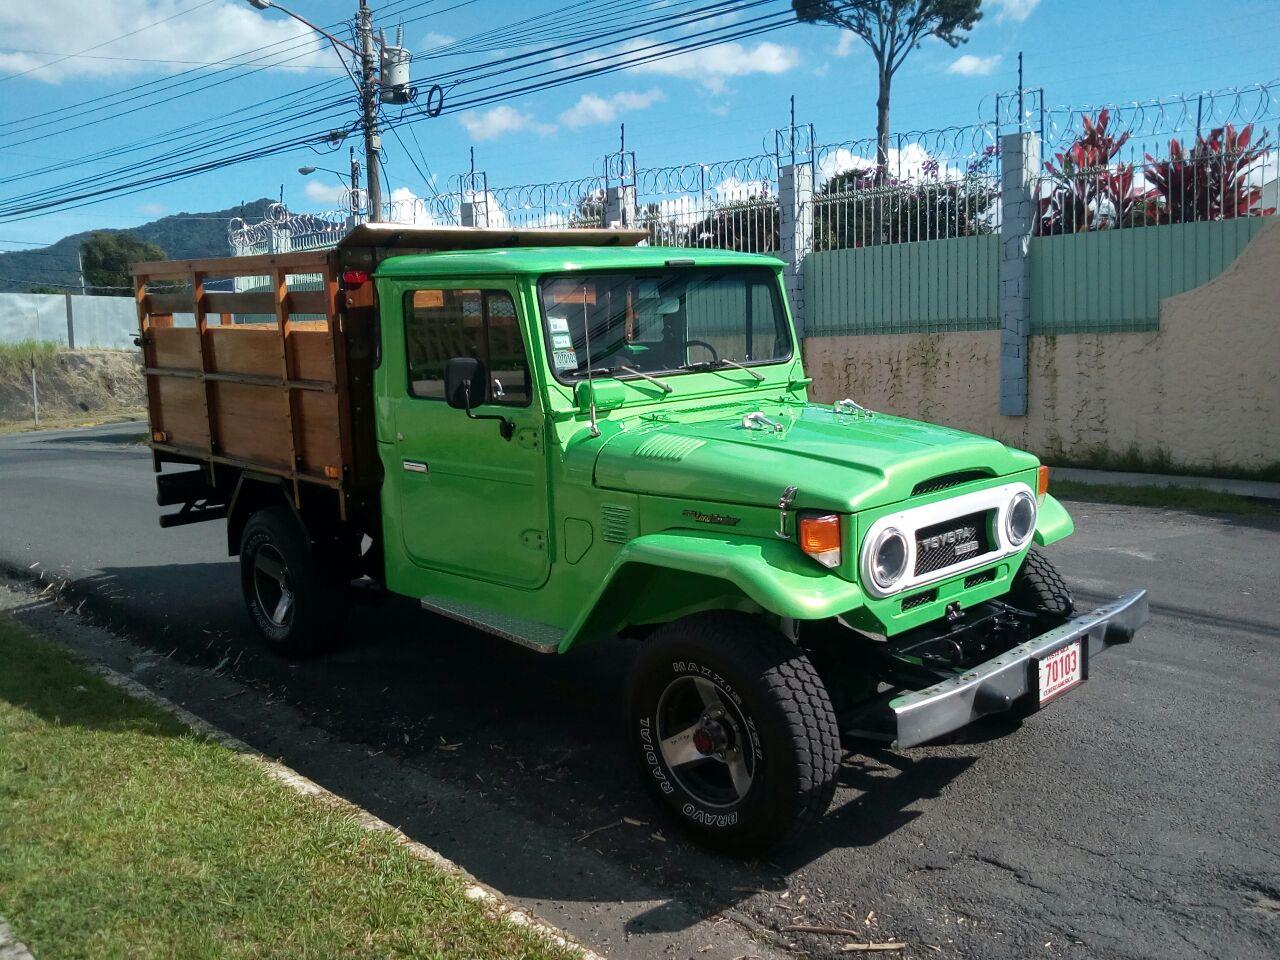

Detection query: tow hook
xmin=945 ymin=602 xmax=965 ymax=624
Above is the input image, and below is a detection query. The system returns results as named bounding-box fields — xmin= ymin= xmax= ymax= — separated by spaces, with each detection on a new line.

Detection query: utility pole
xmin=77 ymin=250 xmax=87 ymax=295
xmin=356 ymin=0 xmax=383 ymax=221
xmin=247 ymin=0 xmax=389 ymax=222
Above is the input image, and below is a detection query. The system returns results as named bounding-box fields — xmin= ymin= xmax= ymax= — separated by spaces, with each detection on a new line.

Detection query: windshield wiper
xmin=715 ymin=357 xmax=765 ymax=381
xmin=680 ymin=357 xmax=766 ymax=382
xmin=615 ymin=365 xmax=673 ymax=393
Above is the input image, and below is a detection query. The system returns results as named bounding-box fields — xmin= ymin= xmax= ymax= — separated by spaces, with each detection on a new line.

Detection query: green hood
xmin=593 ymin=401 xmax=1037 ymax=512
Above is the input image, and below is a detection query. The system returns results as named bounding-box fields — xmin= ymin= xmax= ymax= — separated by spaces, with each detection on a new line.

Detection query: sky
xmin=0 ymin=0 xmax=1276 ymax=249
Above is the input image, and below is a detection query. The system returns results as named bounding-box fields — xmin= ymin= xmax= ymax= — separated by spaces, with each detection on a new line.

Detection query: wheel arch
xmin=559 ymin=531 xmax=866 ymax=651
xmin=226 ymin=473 xmax=306 ymax=556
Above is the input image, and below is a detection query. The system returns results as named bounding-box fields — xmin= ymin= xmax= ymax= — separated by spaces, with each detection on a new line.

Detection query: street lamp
xmin=297 ymin=148 xmax=363 ymax=225
xmin=245 ymin=0 xmax=383 ymax=220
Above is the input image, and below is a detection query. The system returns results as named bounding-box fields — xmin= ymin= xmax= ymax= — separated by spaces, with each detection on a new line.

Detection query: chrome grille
xmin=914 ymin=510 xmax=991 ymax=576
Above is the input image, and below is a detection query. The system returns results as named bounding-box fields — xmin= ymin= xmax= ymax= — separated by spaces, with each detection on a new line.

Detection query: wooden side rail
xmin=133 ymin=252 xmax=350 ymax=512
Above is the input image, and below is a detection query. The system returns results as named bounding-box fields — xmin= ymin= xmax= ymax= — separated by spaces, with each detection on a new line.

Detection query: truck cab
xmin=135 ymin=228 xmax=1148 ymax=854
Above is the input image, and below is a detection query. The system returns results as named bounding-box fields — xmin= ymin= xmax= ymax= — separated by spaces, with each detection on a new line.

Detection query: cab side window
xmin=404 ymin=289 xmax=530 ymax=405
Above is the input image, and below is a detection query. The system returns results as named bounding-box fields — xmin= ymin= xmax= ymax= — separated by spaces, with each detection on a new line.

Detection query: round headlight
xmin=871 ymin=527 xmax=909 ymax=589
xmin=1005 ymin=491 xmax=1037 ymax=546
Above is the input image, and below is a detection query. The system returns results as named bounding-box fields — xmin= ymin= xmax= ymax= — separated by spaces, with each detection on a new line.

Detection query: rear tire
xmin=626 ymin=612 xmax=840 ymax=856
xmin=1009 ymin=549 xmax=1074 ymax=620
xmin=239 ymin=506 xmax=346 ymax=657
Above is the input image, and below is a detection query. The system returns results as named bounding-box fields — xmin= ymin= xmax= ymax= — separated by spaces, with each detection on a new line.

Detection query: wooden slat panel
xmin=290 ymin=329 xmax=335 ymax=382
xmin=155 ymin=377 xmax=209 ymax=449
xmin=146 ymin=292 xmax=196 ymax=314
xmin=212 ymin=382 xmax=291 ymax=469
xmin=287 ymin=291 xmax=328 ymax=314
xmin=296 ymin=390 xmax=342 ymax=475
xmin=151 ymin=327 xmax=201 ymax=369
xmin=207 ymin=327 xmax=282 ymax=377
xmin=205 ymin=292 xmax=275 ymax=315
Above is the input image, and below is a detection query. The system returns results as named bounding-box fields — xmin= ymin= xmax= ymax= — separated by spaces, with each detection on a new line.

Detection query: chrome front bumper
xmin=889 ymin=590 xmax=1149 ymax=748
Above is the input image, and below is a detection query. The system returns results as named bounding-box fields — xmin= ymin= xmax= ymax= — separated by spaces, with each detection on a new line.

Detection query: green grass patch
xmin=1053 ymin=479 xmax=1278 ymax=516
xmin=0 ymin=340 xmax=60 ymax=377
xmin=0 ymin=618 xmax=578 ymax=960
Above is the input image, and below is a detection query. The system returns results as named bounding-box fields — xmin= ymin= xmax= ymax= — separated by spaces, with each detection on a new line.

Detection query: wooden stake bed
xmin=133 ymin=248 xmax=352 ymax=515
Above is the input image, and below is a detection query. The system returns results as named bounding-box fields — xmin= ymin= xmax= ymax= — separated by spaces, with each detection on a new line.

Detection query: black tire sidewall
xmin=627 ymin=621 xmax=830 ymax=852
xmin=238 ymin=506 xmax=342 ymax=656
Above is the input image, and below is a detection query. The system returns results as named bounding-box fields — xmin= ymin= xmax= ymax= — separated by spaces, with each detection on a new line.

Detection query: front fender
xmin=1033 ymin=493 xmax=1074 ymax=546
xmin=560 ymin=530 xmax=865 ymax=650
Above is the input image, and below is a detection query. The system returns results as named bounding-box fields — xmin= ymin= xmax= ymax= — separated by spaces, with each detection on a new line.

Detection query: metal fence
xmin=1030 ymin=83 xmax=1278 ymax=333
xmin=225 ymin=80 xmax=1278 ymax=339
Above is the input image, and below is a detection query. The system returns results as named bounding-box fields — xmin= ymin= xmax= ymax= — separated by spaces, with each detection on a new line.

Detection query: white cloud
xmin=458 ymin=105 xmax=553 ymax=141
xmin=834 ymin=32 xmax=857 ymax=58
xmin=990 ymin=0 xmax=1041 ymax=23
xmin=817 ymin=144 xmax=965 ymax=186
xmin=304 ymin=180 xmax=347 ymax=205
xmin=385 ymin=187 xmax=447 ymax=226
xmin=558 ymin=88 xmax=664 ymax=129
xmin=625 ymin=39 xmax=799 ymax=93
xmin=948 ymin=54 xmax=1002 ymax=77
xmin=139 ymin=202 xmax=166 ymax=216
xmin=0 ymin=0 xmax=331 ymax=84
xmin=419 ymin=32 xmax=457 ymax=50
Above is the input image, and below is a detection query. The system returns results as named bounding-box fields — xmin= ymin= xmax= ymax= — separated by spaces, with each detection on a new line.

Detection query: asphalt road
xmin=1 ymin=422 xmax=1277 ymax=960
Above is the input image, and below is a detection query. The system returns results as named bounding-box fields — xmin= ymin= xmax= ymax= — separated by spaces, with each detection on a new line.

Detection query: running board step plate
xmin=419 ymin=596 xmax=562 ymax=654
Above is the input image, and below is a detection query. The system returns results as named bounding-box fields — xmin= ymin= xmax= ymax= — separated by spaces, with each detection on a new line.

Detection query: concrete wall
xmin=804 ymin=218 xmax=1280 ymax=470
xmin=0 ymin=293 xmax=137 ymax=349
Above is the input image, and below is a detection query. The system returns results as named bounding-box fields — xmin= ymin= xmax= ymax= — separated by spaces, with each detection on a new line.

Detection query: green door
xmin=384 ymin=280 xmax=550 ymax=590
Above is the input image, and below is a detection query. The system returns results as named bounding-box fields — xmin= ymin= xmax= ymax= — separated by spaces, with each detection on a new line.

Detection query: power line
xmin=0 ymin=0 xmax=221 ymax=84
xmin=2 ymin=1 xmax=800 ymax=221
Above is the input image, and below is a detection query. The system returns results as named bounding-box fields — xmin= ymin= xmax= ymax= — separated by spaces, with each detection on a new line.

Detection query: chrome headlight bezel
xmin=1004 ymin=490 xmax=1037 ymax=547
xmin=869 ymin=526 xmax=909 ymax=592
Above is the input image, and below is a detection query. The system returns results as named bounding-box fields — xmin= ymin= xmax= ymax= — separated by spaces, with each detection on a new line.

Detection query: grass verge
xmin=0 ymin=409 xmax=144 ymax=436
xmin=0 ymin=341 xmax=60 ymax=377
xmin=0 ymin=617 xmax=578 ymax=960
xmin=1053 ymin=479 xmax=1278 ymax=516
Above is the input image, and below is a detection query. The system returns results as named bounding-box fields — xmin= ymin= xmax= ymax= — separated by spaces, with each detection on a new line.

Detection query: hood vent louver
xmin=635 ymin=435 xmax=705 ymax=462
xmin=912 ymin=470 xmax=992 ymax=497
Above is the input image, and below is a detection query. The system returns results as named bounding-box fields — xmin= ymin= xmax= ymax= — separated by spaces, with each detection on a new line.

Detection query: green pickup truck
xmin=136 ymin=225 xmax=1148 ymax=854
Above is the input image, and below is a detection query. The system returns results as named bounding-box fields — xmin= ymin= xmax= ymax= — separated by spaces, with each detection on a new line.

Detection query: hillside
xmin=0 ymin=199 xmax=276 ymax=295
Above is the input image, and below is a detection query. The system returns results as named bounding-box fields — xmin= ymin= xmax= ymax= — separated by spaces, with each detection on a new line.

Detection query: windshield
xmin=537 ymin=267 xmax=791 ymax=384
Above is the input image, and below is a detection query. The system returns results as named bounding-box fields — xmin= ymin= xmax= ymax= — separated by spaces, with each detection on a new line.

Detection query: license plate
xmin=1037 ymin=641 xmax=1083 ymax=706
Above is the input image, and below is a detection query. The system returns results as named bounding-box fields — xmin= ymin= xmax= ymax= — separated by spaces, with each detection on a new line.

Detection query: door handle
xmin=402 ymin=460 xmax=428 ymax=474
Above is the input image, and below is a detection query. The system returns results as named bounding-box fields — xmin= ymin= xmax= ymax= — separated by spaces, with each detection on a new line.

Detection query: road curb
xmin=0 ymin=918 xmax=36 ymax=960
xmin=3 ymin=579 xmax=605 ymax=960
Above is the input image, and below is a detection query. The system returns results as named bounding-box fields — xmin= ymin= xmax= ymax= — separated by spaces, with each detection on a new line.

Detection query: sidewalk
xmin=1053 ymin=467 xmax=1280 ymax=502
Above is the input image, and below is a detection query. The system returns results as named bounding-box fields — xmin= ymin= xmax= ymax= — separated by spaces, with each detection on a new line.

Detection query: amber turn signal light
xmin=798 ymin=513 xmax=842 ymax=569
xmin=1037 ymin=465 xmax=1050 ymax=499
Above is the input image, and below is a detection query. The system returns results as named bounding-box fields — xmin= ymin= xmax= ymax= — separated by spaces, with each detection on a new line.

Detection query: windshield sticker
xmin=548 ymin=316 xmax=569 ymax=334
xmin=553 ymin=349 xmax=578 ymax=371
xmin=551 ymin=332 xmax=574 ymax=351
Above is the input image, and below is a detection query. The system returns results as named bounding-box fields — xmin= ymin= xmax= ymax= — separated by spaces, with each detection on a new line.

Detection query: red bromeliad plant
xmin=1036 ymin=110 xmax=1152 ymax=235
xmin=1144 ymin=123 xmax=1276 ymax=223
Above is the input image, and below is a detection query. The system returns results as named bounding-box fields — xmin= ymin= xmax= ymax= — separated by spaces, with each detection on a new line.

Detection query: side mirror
xmin=444 ymin=356 xmax=488 ymax=410
xmin=443 ymin=355 xmax=514 ymax=441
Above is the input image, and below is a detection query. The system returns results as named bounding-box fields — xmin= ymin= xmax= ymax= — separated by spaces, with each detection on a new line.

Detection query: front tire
xmin=1009 ymin=548 xmax=1074 ymax=620
xmin=626 ymin=612 xmax=840 ymax=856
xmin=239 ymin=506 xmax=346 ymax=657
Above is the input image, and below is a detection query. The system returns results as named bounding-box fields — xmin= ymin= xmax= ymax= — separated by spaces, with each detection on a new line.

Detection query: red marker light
xmin=342 ymin=269 xmax=369 ymax=286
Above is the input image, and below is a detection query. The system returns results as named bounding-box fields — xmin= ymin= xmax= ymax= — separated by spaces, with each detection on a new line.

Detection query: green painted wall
xmin=1029 ymin=216 xmax=1274 ymax=334
xmin=806 ymin=234 xmax=999 ymax=336
xmin=803 ymin=216 xmax=1275 ymax=338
